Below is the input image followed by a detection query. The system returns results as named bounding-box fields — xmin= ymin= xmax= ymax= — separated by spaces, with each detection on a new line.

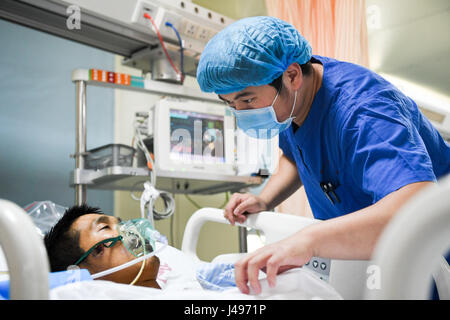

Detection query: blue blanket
xmin=196 ymin=262 xmax=237 ymax=291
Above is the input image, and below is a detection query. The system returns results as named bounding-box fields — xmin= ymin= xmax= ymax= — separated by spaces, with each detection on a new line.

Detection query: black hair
xmin=44 ymin=204 xmax=104 ymax=272
xmin=268 ymin=60 xmax=313 ymax=92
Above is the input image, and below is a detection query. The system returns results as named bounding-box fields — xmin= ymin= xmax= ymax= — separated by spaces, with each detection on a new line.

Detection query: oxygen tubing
xmin=91 ymin=242 xmax=168 ymax=280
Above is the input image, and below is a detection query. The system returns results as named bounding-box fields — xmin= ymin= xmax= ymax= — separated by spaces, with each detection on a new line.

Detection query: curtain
xmin=265 ymin=0 xmax=369 ymax=66
xmin=265 ymin=0 xmax=369 ymax=216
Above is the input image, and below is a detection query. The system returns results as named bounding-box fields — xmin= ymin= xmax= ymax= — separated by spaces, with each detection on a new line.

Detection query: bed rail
xmin=181 ymin=208 xmax=372 ymax=299
xmin=181 ymin=176 xmax=450 ymax=300
xmin=367 ymin=175 xmax=450 ymax=299
xmin=181 ymin=208 xmax=318 ymax=263
xmin=0 ymin=199 xmax=49 ymax=299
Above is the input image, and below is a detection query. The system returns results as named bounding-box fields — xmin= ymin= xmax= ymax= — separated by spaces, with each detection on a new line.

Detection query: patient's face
xmin=71 ymin=214 xmax=160 ymax=288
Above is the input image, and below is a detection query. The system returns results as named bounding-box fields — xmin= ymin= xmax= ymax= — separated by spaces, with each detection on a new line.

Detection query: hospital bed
xmin=1 ymin=175 xmax=449 ymax=299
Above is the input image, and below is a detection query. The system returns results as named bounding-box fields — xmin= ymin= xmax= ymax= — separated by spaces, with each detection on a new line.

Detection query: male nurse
xmin=196 ymin=16 xmax=450 ymax=294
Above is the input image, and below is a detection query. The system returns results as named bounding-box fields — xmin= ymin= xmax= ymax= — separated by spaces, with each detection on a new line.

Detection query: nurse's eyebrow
xmin=218 ymin=91 xmax=255 ymax=104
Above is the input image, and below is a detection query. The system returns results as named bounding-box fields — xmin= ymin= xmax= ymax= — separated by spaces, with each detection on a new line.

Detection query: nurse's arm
xmin=258 ymin=153 xmax=303 ymax=211
xmin=224 ymin=154 xmax=302 ymax=224
xmin=234 ymin=180 xmax=433 ymax=294
xmin=303 ymin=181 xmax=433 ymax=260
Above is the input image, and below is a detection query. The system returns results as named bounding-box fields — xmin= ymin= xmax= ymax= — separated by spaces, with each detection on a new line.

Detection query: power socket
xmin=131 ymin=0 xmax=159 ymax=28
xmin=196 ymin=26 xmax=211 ymax=41
xmin=182 ymin=19 xmax=199 ymax=38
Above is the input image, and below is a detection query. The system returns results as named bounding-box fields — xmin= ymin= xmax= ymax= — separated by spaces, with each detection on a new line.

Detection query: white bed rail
xmin=181 ymin=207 xmax=372 ymax=299
xmin=366 ymin=175 xmax=450 ymax=299
xmin=181 ymin=208 xmax=318 ymax=263
xmin=181 ymin=179 xmax=450 ymax=300
xmin=0 ymin=199 xmax=49 ymax=299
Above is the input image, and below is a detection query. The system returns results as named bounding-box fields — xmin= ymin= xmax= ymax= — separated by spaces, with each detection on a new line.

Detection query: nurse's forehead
xmin=218 ymin=85 xmax=269 ymax=102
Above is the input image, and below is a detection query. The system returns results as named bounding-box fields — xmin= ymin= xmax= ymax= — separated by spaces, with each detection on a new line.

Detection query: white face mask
xmin=230 ymin=88 xmax=297 ymax=139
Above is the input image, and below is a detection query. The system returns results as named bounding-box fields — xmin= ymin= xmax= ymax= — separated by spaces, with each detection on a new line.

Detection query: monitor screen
xmin=169 ymin=108 xmax=225 ymax=163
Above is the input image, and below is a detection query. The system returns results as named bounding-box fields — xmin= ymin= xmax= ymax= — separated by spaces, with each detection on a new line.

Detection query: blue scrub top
xmin=279 ymin=55 xmax=450 ymax=221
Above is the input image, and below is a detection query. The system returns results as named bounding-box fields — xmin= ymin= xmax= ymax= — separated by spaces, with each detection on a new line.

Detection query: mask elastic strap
xmin=91 ymin=242 xmax=168 ymax=280
xmin=271 ymin=90 xmax=280 ymax=106
xmin=289 ymin=90 xmax=297 ymax=119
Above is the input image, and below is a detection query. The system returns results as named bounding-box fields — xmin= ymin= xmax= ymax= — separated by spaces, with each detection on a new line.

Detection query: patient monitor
xmin=151 ymin=97 xmax=236 ymax=176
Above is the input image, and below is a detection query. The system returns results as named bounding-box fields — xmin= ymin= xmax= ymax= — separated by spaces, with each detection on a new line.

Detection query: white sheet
xmin=49 ymin=268 xmax=342 ymax=300
xmin=3 ymin=240 xmax=342 ymax=300
xmin=49 ymin=244 xmax=342 ymax=300
xmin=153 ymin=243 xmax=203 ymax=291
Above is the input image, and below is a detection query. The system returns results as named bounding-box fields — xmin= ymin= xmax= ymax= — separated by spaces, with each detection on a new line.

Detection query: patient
xmin=44 ymin=204 xmax=161 ymax=289
xmin=43 ymin=204 xmax=341 ymax=299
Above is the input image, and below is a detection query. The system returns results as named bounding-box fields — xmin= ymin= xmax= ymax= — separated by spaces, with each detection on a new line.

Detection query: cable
xmin=143 ymin=13 xmax=184 ymax=83
xmin=129 ymin=233 xmax=146 ymax=286
xmin=133 ymin=119 xmax=175 ymax=222
xmin=184 ymin=194 xmax=202 ymax=209
xmin=170 ymin=206 xmax=175 ymax=247
xmin=134 ymin=122 xmax=156 ymax=186
xmin=184 ymin=192 xmax=230 ymax=210
xmin=144 ymin=188 xmax=176 ymax=221
xmin=165 ymin=21 xmax=184 ymax=80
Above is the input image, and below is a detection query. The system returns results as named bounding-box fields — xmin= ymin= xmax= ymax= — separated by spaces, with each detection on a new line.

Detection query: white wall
xmin=0 ymin=19 xmax=114 ymax=213
xmin=366 ymin=0 xmax=450 ymax=98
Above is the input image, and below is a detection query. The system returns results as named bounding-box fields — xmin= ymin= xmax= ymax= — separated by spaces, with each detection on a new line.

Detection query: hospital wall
xmin=0 ymin=19 xmax=115 ymax=214
xmin=193 ymin=0 xmax=267 ymax=20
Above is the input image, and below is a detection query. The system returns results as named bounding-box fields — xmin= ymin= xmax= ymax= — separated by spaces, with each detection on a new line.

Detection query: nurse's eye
xmin=242 ymin=98 xmax=255 ymax=104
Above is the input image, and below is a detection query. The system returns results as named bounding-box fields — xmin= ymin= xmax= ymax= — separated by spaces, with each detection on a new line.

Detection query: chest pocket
xmin=297 ymin=145 xmax=342 ymax=206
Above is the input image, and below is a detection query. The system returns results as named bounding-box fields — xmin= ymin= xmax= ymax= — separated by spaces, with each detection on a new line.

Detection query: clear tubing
xmin=91 ymin=243 xmax=167 ymax=280
xmin=129 ymin=232 xmax=146 ymax=286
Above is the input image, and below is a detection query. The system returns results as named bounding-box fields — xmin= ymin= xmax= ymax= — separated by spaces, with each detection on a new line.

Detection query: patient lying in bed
xmin=44 ymin=204 xmax=202 ymax=290
xmin=43 ymin=204 xmax=342 ymax=299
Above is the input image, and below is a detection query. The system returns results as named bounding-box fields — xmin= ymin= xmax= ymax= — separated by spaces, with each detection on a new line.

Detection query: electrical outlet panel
xmin=130 ymin=0 xmax=232 ymax=54
xmin=131 ymin=0 xmax=159 ymax=27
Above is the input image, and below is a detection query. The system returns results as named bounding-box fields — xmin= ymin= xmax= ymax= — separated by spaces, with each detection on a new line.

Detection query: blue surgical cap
xmin=197 ymin=16 xmax=312 ymax=94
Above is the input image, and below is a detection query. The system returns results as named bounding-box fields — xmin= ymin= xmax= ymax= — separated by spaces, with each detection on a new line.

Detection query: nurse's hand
xmin=234 ymin=232 xmax=314 ymax=295
xmin=224 ymin=193 xmax=268 ymax=226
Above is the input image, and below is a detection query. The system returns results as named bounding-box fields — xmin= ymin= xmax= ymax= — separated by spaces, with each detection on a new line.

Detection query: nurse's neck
xmin=292 ymin=62 xmax=323 ymax=127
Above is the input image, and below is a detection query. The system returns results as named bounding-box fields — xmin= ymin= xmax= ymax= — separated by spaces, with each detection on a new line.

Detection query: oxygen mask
xmin=116 ymin=218 xmax=161 ymax=258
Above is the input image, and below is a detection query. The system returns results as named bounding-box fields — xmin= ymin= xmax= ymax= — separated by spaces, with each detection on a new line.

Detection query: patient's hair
xmin=44 ymin=204 xmax=104 ymax=272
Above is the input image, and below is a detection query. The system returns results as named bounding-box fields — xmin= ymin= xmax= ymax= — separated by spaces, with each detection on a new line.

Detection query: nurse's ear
xmin=283 ymin=62 xmax=303 ymax=92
